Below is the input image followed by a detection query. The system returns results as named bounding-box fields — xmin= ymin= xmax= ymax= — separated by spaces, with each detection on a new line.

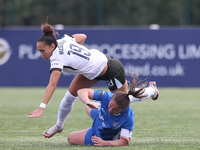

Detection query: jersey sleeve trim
xmin=50 ymin=68 xmax=62 ymax=73
xmin=120 ymin=128 xmax=132 ymax=138
xmin=65 ymin=33 xmax=74 ymax=38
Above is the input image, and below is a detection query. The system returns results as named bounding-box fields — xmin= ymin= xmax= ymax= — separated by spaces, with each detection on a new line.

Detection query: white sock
xmin=56 ymin=91 xmax=77 ymax=128
xmin=129 ymin=87 xmax=155 ymax=103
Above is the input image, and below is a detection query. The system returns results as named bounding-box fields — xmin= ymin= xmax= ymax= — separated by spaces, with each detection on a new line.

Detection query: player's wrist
xmin=104 ymin=140 xmax=109 ymax=146
xmin=39 ymin=103 xmax=46 ymax=109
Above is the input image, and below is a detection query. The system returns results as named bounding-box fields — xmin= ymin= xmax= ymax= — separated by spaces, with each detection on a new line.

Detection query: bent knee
xmin=68 ymin=132 xmax=85 ymax=145
xmin=68 ymin=129 xmax=88 ymax=145
xmin=68 ymin=133 xmax=75 ymax=145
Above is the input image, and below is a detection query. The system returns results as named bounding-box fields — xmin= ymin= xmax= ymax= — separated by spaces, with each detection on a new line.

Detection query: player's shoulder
xmin=60 ymin=34 xmax=75 ymax=41
xmin=94 ymin=90 xmax=109 ymax=97
xmin=50 ymin=47 xmax=61 ymax=61
xmin=127 ymin=105 xmax=134 ymax=117
xmin=93 ymin=90 xmax=113 ymax=100
xmin=122 ymin=105 xmax=133 ymax=117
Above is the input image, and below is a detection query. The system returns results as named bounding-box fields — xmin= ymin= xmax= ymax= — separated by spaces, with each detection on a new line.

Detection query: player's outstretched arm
xmin=72 ymin=34 xmax=87 ymax=45
xmin=91 ymin=135 xmax=130 ymax=147
xmin=29 ymin=70 xmax=61 ymax=118
xmin=77 ymin=88 xmax=99 ymax=109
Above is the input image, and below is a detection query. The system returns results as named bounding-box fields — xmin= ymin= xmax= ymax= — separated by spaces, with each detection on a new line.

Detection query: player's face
xmin=108 ymin=98 xmax=122 ymax=114
xmin=37 ymin=42 xmax=55 ymax=60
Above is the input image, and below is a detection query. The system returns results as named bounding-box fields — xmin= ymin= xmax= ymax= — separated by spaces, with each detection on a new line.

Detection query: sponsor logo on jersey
xmin=102 ymin=122 xmax=106 ymax=128
xmin=51 ymin=62 xmax=59 ymax=66
xmin=113 ymin=122 xmax=120 ymax=128
xmin=96 ymin=90 xmax=106 ymax=96
xmin=0 ymin=38 xmax=11 ymax=65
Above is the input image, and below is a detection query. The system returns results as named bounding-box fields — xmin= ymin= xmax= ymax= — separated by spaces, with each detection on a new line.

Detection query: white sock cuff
xmin=65 ymin=91 xmax=77 ymax=102
xmin=129 ymin=87 xmax=155 ymax=103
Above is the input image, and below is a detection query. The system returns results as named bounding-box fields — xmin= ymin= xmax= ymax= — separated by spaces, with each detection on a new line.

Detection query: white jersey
xmin=50 ymin=34 xmax=108 ymax=80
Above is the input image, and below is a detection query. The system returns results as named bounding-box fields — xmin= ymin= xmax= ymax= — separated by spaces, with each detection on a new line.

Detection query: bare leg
xmin=68 ymin=74 xmax=99 ymax=96
xmin=68 ymin=128 xmax=90 ymax=145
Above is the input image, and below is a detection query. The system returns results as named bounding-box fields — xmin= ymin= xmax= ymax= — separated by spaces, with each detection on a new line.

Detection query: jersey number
xmin=68 ymin=44 xmax=91 ymax=60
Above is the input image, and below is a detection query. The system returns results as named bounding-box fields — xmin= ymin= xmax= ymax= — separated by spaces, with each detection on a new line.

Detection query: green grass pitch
xmin=0 ymin=87 xmax=199 ymax=150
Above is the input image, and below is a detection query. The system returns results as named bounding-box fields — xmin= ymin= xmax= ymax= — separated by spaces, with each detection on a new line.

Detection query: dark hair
xmin=37 ymin=23 xmax=58 ymax=49
xmin=113 ymin=75 xmax=147 ymax=110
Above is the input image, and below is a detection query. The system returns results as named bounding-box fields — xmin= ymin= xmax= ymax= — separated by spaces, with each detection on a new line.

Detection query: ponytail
xmin=37 ymin=23 xmax=58 ymax=49
xmin=113 ymin=75 xmax=147 ymax=111
xmin=127 ymin=75 xmax=147 ymax=99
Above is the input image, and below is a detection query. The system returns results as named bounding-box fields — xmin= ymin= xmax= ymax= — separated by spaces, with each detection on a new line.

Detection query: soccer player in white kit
xmin=29 ymin=23 xmax=159 ymax=138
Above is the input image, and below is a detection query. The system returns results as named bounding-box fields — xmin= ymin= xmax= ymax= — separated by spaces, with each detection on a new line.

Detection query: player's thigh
xmin=68 ymin=74 xmax=99 ymax=96
xmin=68 ymin=128 xmax=89 ymax=145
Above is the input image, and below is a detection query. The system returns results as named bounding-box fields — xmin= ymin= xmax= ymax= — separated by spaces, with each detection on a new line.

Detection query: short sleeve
xmin=64 ymin=34 xmax=75 ymax=42
xmin=50 ymin=49 xmax=63 ymax=72
xmin=120 ymin=128 xmax=132 ymax=138
xmin=93 ymin=90 xmax=113 ymax=102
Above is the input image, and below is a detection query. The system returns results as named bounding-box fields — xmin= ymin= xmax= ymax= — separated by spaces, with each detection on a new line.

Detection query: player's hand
xmin=86 ymin=102 xmax=99 ymax=110
xmin=91 ymin=135 xmax=106 ymax=146
xmin=29 ymin=107 xmax=44 ymax=118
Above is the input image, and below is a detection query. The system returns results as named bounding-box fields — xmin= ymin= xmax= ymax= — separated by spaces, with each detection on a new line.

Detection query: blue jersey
xmin=85 ymin=90 xmax=134 ymax=145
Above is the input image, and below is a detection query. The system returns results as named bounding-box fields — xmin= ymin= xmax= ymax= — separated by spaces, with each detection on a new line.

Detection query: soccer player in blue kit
xmin=68 ymin=75 xmax=156 ymax=146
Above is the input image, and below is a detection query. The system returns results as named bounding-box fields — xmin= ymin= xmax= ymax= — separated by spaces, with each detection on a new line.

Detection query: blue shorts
xmin=85 ymin=108 xmax=100 ymax=145
xmin=85 ymin=128 xmax=94 ymax=145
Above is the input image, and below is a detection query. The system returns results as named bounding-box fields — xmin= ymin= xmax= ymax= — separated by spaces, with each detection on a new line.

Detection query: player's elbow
xmin=73 ymin=34 xmax=87 ymax=45
xmin=120 ymin=137 xmax=131 ymax=146
xmin=126 ymin=141 xmax=130 ymax=146
xmin=123 ymin=139 xmax=130 ymax=146
xmin=81 ymin=34 xmax=87 ymax=40
xmin=77 ymin=33 xmax=87 ymax=39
